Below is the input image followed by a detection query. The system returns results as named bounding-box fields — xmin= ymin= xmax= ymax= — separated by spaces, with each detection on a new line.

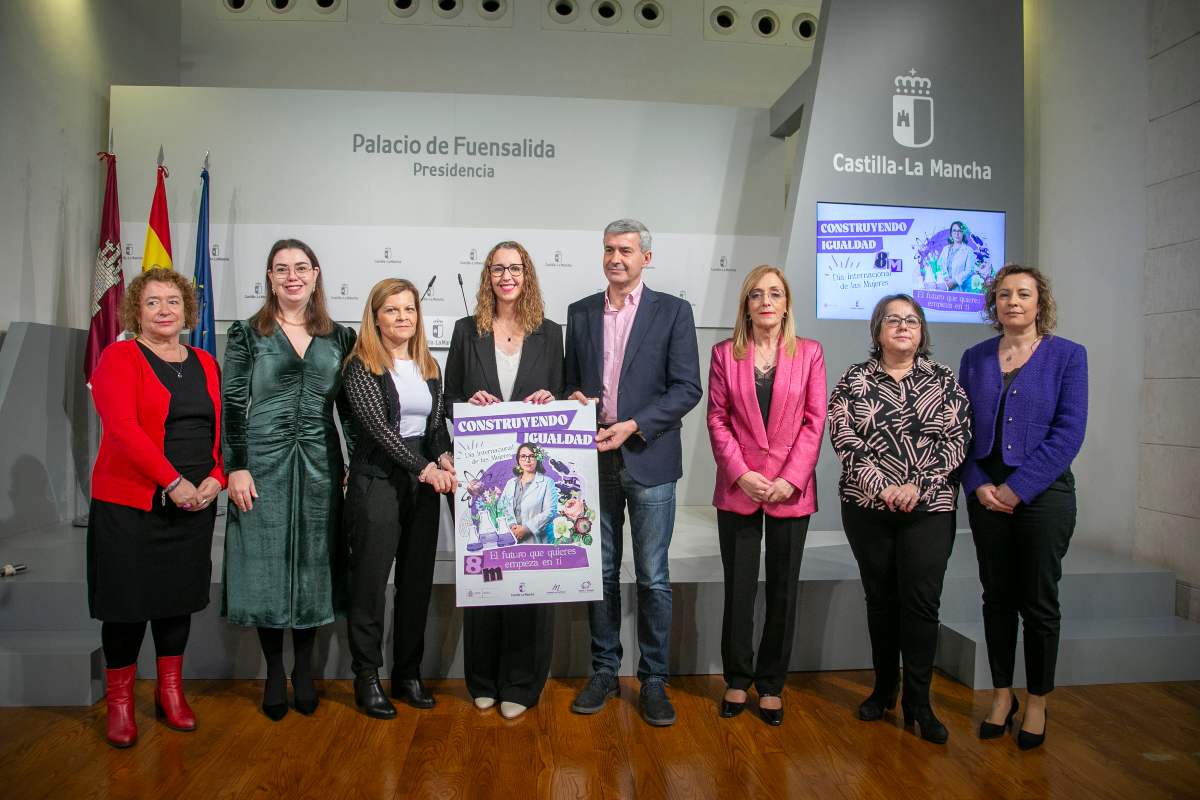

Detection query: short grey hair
xmin=603 ymin=218 xmax=652 ymax=253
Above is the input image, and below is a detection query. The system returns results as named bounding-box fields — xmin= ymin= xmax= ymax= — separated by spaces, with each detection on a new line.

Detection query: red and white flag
xmin=85 ymin=152 xmax=124 ymax=385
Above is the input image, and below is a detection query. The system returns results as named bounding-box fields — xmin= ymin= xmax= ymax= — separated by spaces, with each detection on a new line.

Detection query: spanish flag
xmin=142 ymin=162 xmax=172 ymax=271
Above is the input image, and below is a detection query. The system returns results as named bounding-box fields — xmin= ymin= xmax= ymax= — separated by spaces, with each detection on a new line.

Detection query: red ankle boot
xmin=105 ymin=664 xmax=138 ymax=748
xmin=155 ymin=655 xmax=196 ymax=732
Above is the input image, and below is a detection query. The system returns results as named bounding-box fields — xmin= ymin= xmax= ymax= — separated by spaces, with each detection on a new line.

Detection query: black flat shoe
xmin=903 ymin=704 xmax=948 ymax=744
xmin=1017 ymin=710 xmax=1047 ymax=750
xmin=857 ymin=687 xmax=899 ymax=722
xmin=979 ymin=694 xmax=1019 ymax=740
xmin=261 ymin=700 xmax=288 ymax=721
xmin=758 ymin=694 xmax=784 ymax=726
xmin=391 ymin=678 xmax=436 ymax=709
xmin=355 ymin=673 xmax=397 ymax=720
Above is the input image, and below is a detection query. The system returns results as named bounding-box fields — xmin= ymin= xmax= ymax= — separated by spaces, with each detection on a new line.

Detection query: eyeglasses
xmin=882 ymin=314 xmax=921 ymax=329
xmin=270 ymin=263 xmax=314 ymax=278
xmin=518 ymin=453 xmax=537 ymax=461
xmin=748 ymin=289 xmax=786 ymax=304
xmin=488 ymin=263 xmax=524 ymax=278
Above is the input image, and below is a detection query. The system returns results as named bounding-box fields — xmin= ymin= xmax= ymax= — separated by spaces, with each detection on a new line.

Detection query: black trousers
xmin=967 ymin=482 xmax=1076 ymax=695
xmin=345 ymin=464 xmax=441 ymax=679
xmin=463 ymin=603 xmax=554 ymax=707
xmin=841 ymin=503 xmax=955 ymax=707
xmin=717 ymin=509 xmax=809 ymax=695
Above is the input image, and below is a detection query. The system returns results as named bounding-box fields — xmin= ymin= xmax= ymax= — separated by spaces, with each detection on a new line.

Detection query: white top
xmin=495 ymin=346 xmax=522 ymax=402
xmin=389 ymin=359 xmax=432 ymax=437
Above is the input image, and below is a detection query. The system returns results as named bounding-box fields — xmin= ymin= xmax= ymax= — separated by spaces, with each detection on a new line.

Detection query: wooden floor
xmin=1 ymin=672 xmax=1198 ymax=799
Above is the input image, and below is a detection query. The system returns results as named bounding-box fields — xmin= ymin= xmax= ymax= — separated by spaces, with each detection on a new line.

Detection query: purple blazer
xmin=958 ymin=334 xmax=1088 ymax=503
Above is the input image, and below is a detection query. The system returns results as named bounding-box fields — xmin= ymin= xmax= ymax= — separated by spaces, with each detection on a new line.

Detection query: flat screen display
xmin=815 ymin=201 xmax=1005 ymax=323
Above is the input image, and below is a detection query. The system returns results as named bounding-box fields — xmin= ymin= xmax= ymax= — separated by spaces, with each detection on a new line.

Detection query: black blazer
xmin=342 ymin=356 xmax=451 ymax=479
xmin=444 ymin=316 xmax=565 ymax=414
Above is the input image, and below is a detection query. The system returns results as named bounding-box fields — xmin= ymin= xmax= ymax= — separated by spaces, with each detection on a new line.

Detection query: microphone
xmin=458 ymin=273 xmax=470 ymax=314
xmin=1 ymin=563 xmax=27 ymax=577
xmin=420 ymin=275 xmax=437 ymax=301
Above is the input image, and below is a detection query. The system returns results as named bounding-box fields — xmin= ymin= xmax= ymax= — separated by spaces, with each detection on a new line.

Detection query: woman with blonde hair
xmin=342 ymin=277 xmax=455 ymax=719
xmin=222 ymin=239 xmax=357 ymax=720
xmin=706 ymin=265 xmax=827 ymax=725
xmin=444 ymin=240 xmax=562 ymax=719
xmin=960 ymin=264 xmax=1087 ymax=750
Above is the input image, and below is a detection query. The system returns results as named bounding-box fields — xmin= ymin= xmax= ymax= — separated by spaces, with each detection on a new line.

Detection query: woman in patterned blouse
xmin=828 ymin=294 xmax=971 ymax=744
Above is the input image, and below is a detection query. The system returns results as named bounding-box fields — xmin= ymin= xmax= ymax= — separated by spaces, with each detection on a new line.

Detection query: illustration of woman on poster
xmin=499 ymin=443 xmax=558 ymax=544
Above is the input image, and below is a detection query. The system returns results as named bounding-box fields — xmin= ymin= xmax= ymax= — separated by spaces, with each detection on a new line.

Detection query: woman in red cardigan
xmin=707 ymin=265 xmax=827 ymax=725
xmin=88 ymin=268 xmax=225 ymax=748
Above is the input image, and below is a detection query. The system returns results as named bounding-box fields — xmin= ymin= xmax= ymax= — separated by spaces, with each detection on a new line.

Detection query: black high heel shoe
xmin=292 ymin=672 xmax=319 ymax=716
xmin=857 ymin=686 xmax=899 ymax=722
xmin=978 ymin=694 xmax=1019 ymax=739
xmin=719 ymin=688 xmax=746 ymax=718
xmin=261 ymin=671 xmax=288 ymax=722
xmin=1017 ymin=710 xmax=1047 ymax=750
xmin=757 ymin=694 xmax=784 ymax=726
xmin=902 ymin=704 xmax=949 ymax=744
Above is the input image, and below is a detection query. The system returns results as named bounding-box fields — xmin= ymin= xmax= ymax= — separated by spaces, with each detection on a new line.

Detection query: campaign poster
xmin=452 ymin=400 xmax=601 ymax=607
xmin=815 ymin=201 xmax=1005 ymax=323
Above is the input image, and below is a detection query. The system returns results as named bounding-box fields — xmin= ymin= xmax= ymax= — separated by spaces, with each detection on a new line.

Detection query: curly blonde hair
xmin=983 ymin=264 xmax=1057 ymax=335
xmin=119 ymin=268 xmax=197 ymax=335
xmin=473 ymin=241 xmax=545 ymax=336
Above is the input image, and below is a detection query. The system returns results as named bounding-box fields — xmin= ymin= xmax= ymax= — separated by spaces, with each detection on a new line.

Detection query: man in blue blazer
xmin=564 ymin=218 xmax=702 ymax=726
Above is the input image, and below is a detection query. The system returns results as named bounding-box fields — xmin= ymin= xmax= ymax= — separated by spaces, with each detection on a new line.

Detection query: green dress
xmin=221 ymin=320 xmax=357 ymax=629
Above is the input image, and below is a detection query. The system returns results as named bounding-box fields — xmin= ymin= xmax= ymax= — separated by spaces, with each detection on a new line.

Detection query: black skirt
xmin=87 ymin=496 xmax=216 ymax=622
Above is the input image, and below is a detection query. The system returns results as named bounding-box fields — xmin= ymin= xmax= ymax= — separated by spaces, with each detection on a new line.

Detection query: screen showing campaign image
xmin=815 ymin=201 xmax=1005 ymax=323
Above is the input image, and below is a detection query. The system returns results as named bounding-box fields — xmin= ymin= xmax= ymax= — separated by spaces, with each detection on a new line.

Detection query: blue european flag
xmin=189 ymin=167 xmax=215 ymax=356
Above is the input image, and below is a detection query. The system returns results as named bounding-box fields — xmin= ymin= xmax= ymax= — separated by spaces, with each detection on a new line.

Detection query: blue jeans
xmin=589 ymin=449 xmax=676 ymax=682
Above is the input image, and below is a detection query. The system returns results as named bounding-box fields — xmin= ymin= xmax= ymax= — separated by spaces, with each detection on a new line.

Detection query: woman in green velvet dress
xmin=222 ymin=238 xmax=356 ymax=720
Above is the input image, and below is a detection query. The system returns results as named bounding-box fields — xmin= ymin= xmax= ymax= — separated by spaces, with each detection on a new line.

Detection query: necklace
xmin=140 ymin=337 xmax=185 ymax=379
xmin=754 ymin=338 xmax=778 ymax=370
xmin=1003 ymin=335 xmax=1041 ymax=367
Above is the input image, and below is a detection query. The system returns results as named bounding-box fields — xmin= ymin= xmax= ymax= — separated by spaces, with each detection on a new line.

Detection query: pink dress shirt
xmin=599 ymin=281 xmax=644 ymax=424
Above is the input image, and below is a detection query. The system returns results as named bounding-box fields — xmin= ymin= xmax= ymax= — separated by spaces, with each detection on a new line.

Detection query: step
xmin=939 ymin=541 xmax=1178 ymax=623
xmin=936 ymin=616 xmax=1200 ymax=690
xmin=0 ymin=630 xmax=103 ymax=706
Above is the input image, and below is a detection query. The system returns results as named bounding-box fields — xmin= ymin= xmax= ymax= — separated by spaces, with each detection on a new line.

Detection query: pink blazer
xmin=707 ymin=337 xmax=827 ymax=518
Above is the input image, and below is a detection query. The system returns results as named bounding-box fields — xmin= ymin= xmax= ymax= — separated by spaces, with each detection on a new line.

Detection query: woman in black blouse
xmin=827 ymin=294 xmax=971 ymax=744
xmin=444 ymin=240 xmax=563 ymax=720
xmin=341 ymin=278 xmax=456 ymax=719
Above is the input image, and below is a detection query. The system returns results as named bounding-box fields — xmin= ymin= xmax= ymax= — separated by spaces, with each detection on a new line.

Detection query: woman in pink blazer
xmin=707 ymin=265 xmax=827 ymax=725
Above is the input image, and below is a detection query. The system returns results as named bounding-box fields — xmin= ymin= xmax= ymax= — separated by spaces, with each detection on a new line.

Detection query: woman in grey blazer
xmin=499 ymin=444 xmax=559 ymax=544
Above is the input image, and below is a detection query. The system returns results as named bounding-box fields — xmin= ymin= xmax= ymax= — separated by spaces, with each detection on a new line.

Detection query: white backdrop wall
xmin=108 ymin=86 xmax=787 ymax=329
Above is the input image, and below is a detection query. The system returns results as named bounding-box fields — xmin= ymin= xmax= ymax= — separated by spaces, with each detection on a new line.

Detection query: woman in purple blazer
xmin=707 ymin=265 xmax=826 ymax=725
xmin=959 ymin=264 xmax=1088 ymax=751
